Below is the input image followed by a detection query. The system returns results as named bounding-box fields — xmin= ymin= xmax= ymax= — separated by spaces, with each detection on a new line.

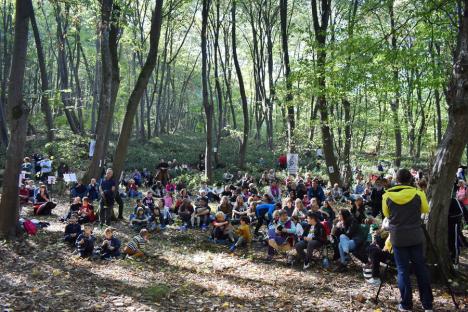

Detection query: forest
xmin=0 ymin=0 xmax=468 ymax=311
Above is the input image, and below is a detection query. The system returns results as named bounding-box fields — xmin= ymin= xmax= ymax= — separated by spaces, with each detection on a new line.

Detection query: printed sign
xmin=89 ymin=140 xmax=96 ymax=157
xmin=47 ymin=176 xmax=57 ymax=185
xmin=63 ymin=173 xmax=77 ymax=183
xmin=328 ymin=166 xmax=334 ymax=174
xmin=287 ymin=153 xmax=299 ymax=175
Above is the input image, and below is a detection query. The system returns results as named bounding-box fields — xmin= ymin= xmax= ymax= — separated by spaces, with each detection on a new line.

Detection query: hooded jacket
xmin=382 ymin=185 xmax=429 ymax=247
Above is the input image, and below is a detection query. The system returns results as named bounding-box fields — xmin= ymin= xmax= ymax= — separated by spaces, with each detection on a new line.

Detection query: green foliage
xmin=27 ymin=132 xmax=90 ymax=170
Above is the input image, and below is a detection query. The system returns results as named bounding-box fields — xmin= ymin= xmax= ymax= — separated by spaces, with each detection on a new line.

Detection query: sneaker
xmin=303 ymin=261 xmax=310 ymax=270
xmin=397 ymin=304 xmax=411 ymax=311
xmin=229 ymin=244 xmax=236 ymax=252
xmin=286 ymin=255 xmax=294 ymax=266
xmin=366 ymin=278 xmax=381 ymax=286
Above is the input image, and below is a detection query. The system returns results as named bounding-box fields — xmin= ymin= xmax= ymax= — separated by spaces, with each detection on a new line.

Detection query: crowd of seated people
xmin=20 ymin=154 xmax=467 ymax=306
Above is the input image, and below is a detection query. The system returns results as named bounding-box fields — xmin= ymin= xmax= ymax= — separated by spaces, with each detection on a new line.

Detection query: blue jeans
xmin=338 ymin=234 xmax=356 ymax=264
xmin=393 ymin=244 xmax=433 ymax=310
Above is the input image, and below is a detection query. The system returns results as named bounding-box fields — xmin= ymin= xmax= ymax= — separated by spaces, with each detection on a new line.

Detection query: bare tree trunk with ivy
xmin=427 ymin=0 xmax=468 ymax=279
xmin=0 ymin=0 xmax=32 ymax=238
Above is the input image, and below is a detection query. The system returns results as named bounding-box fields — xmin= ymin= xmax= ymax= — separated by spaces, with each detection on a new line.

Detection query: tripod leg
xmin=374 ymin=263 xmax=389 ymax=303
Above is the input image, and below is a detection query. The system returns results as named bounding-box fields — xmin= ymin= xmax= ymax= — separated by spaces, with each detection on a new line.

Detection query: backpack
xmin=23 ymin=219 xmax=37 ymax=235
xmin=320 ymin=220 xmax=331 ymax=236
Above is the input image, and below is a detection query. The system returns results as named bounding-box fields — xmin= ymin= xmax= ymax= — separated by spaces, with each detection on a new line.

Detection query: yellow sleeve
xmin=418 ymin=190 xmax=429 ymax=214
xmin=383 ymin=236 xmax=393 ymax=253
xmin=382 ymin=194 xmax=390 ymax=218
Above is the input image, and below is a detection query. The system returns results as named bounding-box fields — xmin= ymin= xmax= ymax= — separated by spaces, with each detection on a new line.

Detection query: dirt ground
xmin=1 ymin=198 xmax=467 ymax=312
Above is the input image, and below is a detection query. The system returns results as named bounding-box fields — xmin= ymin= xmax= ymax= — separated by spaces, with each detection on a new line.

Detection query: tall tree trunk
xmin=201 ymin=0 xmax=213 ymax=182
xmin=0 ymin=93 xmax=8 ymax=147
xmin=0 ymin=0 xmax=32 ymax=238
xmin=83 ymin=0 xmax=114 ymax=182
xmin=30 ymin=4 xmax=54 ymax=141
xmin=213 ymin=0 xmax=223 ymax=166
xmin=389 ymin=0 xmax=402 ymax=167
xmin=112 ymin=0 xmax=163 ymax=181
xmin=280 ymin=0 xmax=295 ymax=152
xmin=232 ymin=0 xmax=249 ymax=169
xmin=427 ymin=0 xmax=468 ymax=280
xmin=0 ymin=2 xmax=13 ymax=147
xmin=54 ymin=4 xmax=80 ymax=134
xmin=102 ymin=6 xmax=121 ymax=158
xmin=91 ymin=34 xmax=101 ymax=134
xmin=312 ymin=0 xmax=342 ymax=185
xmin=343 ymin=99 xmax=352 ymax=185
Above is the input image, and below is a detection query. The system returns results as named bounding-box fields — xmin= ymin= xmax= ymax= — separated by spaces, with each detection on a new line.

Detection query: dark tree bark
xmin=232 ymin=0 xmax=249 ymax=169
xmin=341 ymin=0 xmax=358 ymax=185
xmin=280 ymin=0 xmax=295 ymax=152
xmin=311 ymin=0 xmax=342 ymax=185
xmin=343 ymin=99 xmax=352 ymax=185
xmin=264 ymin=0 xmax=278 ymax=149
xmin=91 ymin=33 xmax=101 ymax=134
xmin=112 ymin=0 xmax=164 ymax=181
xmin=213 ymin=0 xmax=223 ymax=166
xmin=103 ymin=9 xmax=121 ymax=157
xmin=201 ymin=0 xmax=213 ymax=182
xmin=0 ymin=2 xmax=13 ymax=147
xmin=427 ymin=0 xmax=468 ymax=279
xmin=54 ymin=3 xmax=81 ymax=134
xmin=83 ymin=0 xmax=114 ymax=182
xmin=389 ymin=0 xmax=402 ymax=167
xmin=30 ymin=2 xmax=54 ymax=141
xmin=0 ymin=0 xmax=32 ymax=238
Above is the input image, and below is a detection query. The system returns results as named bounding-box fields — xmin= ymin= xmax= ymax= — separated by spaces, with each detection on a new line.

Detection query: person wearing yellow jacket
xmin=382 ymin=169 xmax=433 ymax=312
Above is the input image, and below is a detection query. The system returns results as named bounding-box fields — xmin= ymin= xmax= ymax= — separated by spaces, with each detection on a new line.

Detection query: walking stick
xmin=421 ymin=225 xmax=460 ymax=310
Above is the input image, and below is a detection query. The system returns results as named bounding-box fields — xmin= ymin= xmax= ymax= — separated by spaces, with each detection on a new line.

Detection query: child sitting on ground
xmin=99 ymin=227 xmax=121 ymax=260
xmin=211 ymin=212 xmax=234 ymax=243
xmin=19 ymin=184 xmax=30 ymax=205
xmin=178 ymin=198 xmax=194 ymax=228
xmin=87 ymin=178 xmax=100 ymax=202
xmin=142 ymin=191 xmax=155 ymax=209
xmin=229 ymin=216 xmax=252 ymax=252
xmin=75 ymin=224 xmax=96 ymax=258
xmin=124 ymin=229 xmax=149 ymax=258
xmin=64 ymin=214 xmax=82 ymax=246
xmin=131 ymin=207 xmax=149 ymax=232
xmin=192 ymin=197 xmax=211 ymax=229
xmin=127 ymin=179 xmax=140 ymax=198
xmin=78 ymin=197 xmax=95 ymax=224
xmin=164 ymin=192 xmax=174 ymax=211
xmin=151 ymin=181 xmax=164 ymax=198
xmin=26 ymin=180 xmax=37 ymax=203
xmin=66 ymin=197 xmax=82 ymax=220
xmin=131 ymin=199 xmax=148 ymax=216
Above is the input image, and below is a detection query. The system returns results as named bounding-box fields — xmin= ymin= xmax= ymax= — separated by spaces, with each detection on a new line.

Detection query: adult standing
xmin=370 ymin=178 xmax=385 ymax=217
xmin=38 ymin=155 xmax=52 ymax=182
xmin=99 ymin=168 xmax=116 ymax=226
xmin=382 ymin=169 xmax=433 ymax=312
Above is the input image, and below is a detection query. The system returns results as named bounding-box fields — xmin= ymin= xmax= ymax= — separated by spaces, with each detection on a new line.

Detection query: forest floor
xmin=1 ymin=198 xmax=467 ymax=312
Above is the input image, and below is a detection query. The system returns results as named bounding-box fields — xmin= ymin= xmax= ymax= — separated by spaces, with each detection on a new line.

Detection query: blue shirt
xmin=308 ymin=186 xmax=325 ymax=204
xmin=100 ymin=178 xmax=116 ymax=192
xmin=256 ymin=203 xmax=276 ymax=221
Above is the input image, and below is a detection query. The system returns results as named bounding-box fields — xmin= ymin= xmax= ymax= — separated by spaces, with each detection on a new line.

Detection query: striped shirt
xmin=127 ymin=235 xmax=146 ymax=252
